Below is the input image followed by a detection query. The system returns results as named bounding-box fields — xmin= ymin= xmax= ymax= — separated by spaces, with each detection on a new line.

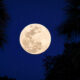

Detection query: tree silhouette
xmin=43 ymin=42 xmax=80 ymax=80
xmin=58 ymin=0 xmax=80 ymax=39
xmin=0 ymin=0 xmax=9 ymax=48
xmin=43 ymin=0 xmax=80 ymax=80
xmin=0 ymin=0 xmax=16 ymax=80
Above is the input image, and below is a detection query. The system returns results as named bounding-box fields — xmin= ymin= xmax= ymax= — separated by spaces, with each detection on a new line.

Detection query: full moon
xmin=19 ymin=23 xmax=51 ymax=55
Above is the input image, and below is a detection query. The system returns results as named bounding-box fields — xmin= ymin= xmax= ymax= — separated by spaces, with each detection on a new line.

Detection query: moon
xmin=19 ymin=23 xmax=51 ymax=55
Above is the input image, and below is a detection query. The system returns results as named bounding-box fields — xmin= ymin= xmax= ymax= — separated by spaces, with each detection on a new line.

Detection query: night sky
xmin=0 ymin=0 xmax=66 ymax=80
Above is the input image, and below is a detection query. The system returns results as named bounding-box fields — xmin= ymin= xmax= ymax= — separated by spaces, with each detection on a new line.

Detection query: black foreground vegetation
xmin=44 ymin=0 xmax=80 ymax=80
xmin=0 ymin=0 xmax=16 ymax=80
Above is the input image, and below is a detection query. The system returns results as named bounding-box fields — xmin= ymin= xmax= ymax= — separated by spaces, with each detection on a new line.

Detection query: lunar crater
xmin=20 ymin=23 xmax=51 ymax=54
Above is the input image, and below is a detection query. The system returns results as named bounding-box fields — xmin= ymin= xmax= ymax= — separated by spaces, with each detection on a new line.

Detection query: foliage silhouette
xmin=0 ymin=0 xmax=15 ymax=80
xmin=43 ymin=42 xmax=80 ymax=80
xmin=0 ymin=0 xmax=9 ymax=48
xmin=44 ymin=0 xmax=80 ymax=80
xmin=58 ymin=0 xmax=80 ymax=39
xmin=0 ymin=76 xmax=16 ymax=80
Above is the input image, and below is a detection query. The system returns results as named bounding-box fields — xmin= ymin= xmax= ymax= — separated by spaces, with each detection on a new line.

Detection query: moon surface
xmin=19 ymin=23 xmax=51 ymax=55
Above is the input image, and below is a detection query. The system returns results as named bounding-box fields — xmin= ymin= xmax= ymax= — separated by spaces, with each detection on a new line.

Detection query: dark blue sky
xmin=0 ymin=0 xmax=66 ymax=80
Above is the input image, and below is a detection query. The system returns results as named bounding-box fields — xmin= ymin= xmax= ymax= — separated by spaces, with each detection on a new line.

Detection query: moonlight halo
xmin=19 ymin=23 xmax=51 ymax=55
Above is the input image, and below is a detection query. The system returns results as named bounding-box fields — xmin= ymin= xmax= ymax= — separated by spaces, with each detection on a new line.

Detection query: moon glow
xmin=19 ymin=23 xmax=51 ymax=55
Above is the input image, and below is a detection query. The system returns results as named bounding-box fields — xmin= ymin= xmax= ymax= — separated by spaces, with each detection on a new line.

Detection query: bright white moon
xmin=19 ymin=23 xmax=51 ymax=55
